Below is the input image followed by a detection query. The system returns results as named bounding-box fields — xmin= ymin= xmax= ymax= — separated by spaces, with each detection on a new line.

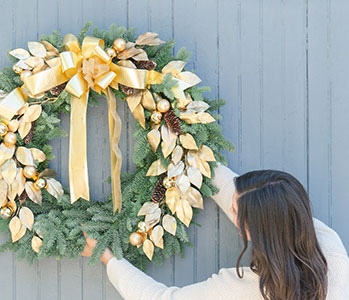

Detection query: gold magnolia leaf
xmin=18 ymin=120 xmax=32 ymax=139
xmin=198 ymin=145 xmax=216 ymax=162
xmin=0 ymin=143 xmax=15 ymax=166
xmin=131 ymin=104 xmax=146 ymax=129
xmin=171 ymin=145 xmax=183 ymax=165
xmin=177 ymin=93 xmax=192 ymax=110
xmin=16 ymin=146 xmax=35 ymax=166
xmin=186 ymin=100 xmax=210 ymax=113
xmin=117 ymin=59 xmax=137 ymax=68
xmin=196 ymin=159 xmax=211 ymax=178
xmin=162 ymin=61 xmax=186 ymax=76
xmin=28 ymin=41 xmax=47 ymax=58
xmin=0 ymin=159 xmax=17 ymax=185
xmin=161 ymin=124 xmax=177 ymax=151
xmin=197 ymin=112 xmax=215 ymax=124
xmin=45 ymin=178 xmax=64 ymax=198
xmin=137 ymin=202 xmax=159 ymax=216
xmin=186 ymin=150 xmax=199 ymax=169
xmin=141 ymin=90 xmax=156 ymax=111
xmin=30 ymin=148 xmax=46 ymax=163
xmin=31 ymin=236 xmax=43 ymax=253
xmin=184 ymin=187 xmax=204 ymax=209
xmin=176 ymin=173 xmax=190 ymax=194
xmin=175 ymin=198 xmax=193 ymax=227
xmin=24 ymin=56 xmax=45 ymax=69
xmin=19 ymin=207 xmax=34 ymax=230
xmin=147 ymin=129 xmax=161 ymax=152
xmin=179 ymin=133 xmax=198 ymax=150
xmin=162 ymin=214 xmax=177 ymax=235
xmin=179 ymin=112 xmax=199 ymax=124
xmin=25 ymin=182 xmax=42 ymax=205
xmin=9 ymin=216 xmax=26 ymax=242
xmin=132 ymin=49 xmax=149 ymax=61
xmin=144 ymin=208 xmax=161 ymax=227
xmin=143 ymin=239 xmax=154 ymax=260
xmin=8 ymin=199 xmax=17 ymax=212
xmin=15 ymin=60 xmax=30 ymax=70
xmin=161 ymin=141 xmax=173 ymax=159
xmin=176 ymin=71 xmax=201 ymax=87
xmin=187 ymin=166 xmax=203 ymax=189
xmin=40 ymin=41 xmax=59 ymax=56
xmin=135 ymin=32 xmax=165 ymax=46
xmin=165 ymin=187 xmax=180 ymax=214
xmin=127 ymin=93 xmax=142 ymax=112
xmin=17 ymin=103 xmax=28 ymax=116
xmin=0 ymin=179 xmax=7 ymax=206
xmin=23 ymin=104 xmax=42 ymax=122
xmin=117 ymin=47 xmax=143 ymax=60
xmin=146 ymin=159 xmax=167 ymax=176
xmin=8 ymin=119 xmax=19 ymax=132
xmin=38 ymin=168 xmax=57 ymax=178
xmin=167 ymin=161 xmax=184 ymax=178
xmin=8 ymin=168 xmax=25 ymax=201
xmin=9 ymin=48 xmax=30 ymax=60
xmin=150 ymin=225 xmax=164 ymax=248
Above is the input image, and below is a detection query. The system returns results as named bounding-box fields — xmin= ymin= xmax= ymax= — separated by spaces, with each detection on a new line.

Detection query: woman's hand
xmin=81 ymin=231 xmax=114 ymax=265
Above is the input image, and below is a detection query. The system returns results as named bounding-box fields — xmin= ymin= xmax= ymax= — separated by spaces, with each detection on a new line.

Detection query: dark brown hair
xmin=233 ymin=170 xmax=328 ymax=300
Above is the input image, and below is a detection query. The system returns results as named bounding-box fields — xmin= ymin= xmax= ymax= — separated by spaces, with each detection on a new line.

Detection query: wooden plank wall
xmin=0 ymin=0 xmax=348 ymax=299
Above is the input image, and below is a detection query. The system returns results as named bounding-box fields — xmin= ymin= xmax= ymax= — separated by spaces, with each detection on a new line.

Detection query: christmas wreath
xmin=0 ymin=23 xmax=233 ymax=269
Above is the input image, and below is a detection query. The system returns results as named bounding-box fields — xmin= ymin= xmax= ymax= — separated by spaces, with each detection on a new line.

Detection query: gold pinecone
xmin=164 ymin=109 xmax=182 ymax=135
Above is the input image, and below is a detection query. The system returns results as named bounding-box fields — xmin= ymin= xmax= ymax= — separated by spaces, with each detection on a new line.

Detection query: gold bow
xmin=0 ymin=88 xmax=28 ymax=123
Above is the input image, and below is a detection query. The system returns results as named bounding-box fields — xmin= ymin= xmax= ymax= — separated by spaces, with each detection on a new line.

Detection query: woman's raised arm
xmin=210 ymin=163 xmax=239 ymax=224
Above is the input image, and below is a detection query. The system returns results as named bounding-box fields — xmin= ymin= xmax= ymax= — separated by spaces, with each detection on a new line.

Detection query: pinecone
xmin=151 ymin=174 xmax=166 ymax=203
xmin=120 ymin=84 xmax=135 ymax=96
xmin=133 ymin=60 xmax=157 ymax=70
xmin=23 ymin=121 xmax=36 ymax=144
xmin=164 ymin=109 xmax=182 ymax=135
xmin=50 ymin=83 xmax=67 ymax=96
xmin=19 ymin=190 xmax=28 ymax=205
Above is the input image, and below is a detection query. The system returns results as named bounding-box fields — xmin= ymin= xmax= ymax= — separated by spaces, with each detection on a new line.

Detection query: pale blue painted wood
xmin=0 ymin=0 xmax=348 ymax=299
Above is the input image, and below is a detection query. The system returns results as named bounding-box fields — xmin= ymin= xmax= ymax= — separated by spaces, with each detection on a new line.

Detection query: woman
xmin=82 ymin=164 xmax=349 ymax=299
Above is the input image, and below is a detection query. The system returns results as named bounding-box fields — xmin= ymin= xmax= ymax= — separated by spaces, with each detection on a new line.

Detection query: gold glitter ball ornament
xmin=0 ymin=206 xmax=14 ymax=219
xmin=162 ymin=176 xmax=176 ymax=189
xmin=12 ymin=65 xmax=23 ymax=74
xmin=129 ymin=231 xmax=145 ymax=246
xmin=0 ymin=122 xmax=8 ymax=136
xmin=3 ymin=132 xmax=17 ymax=146
xmin=105 ymin=47 xmax=117 ymax=58
xmin=112 ymin=38 xmax=126 ymax=52
xmin=23 ymin=165 xmax=37 ymax=179
xmin=150 ymin=111 xmax=162 ymax=124
xmin=137 ymin=221 xmax=147 ymax=232
xmin=34 ymin=178 xmax=47 ymax=190
xmin=156 ymin=99 xmax=171 ymax=113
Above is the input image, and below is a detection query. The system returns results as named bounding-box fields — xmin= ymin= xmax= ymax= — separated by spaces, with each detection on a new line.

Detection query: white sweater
xmin=106 ymin=164 xmax=349 ymax=299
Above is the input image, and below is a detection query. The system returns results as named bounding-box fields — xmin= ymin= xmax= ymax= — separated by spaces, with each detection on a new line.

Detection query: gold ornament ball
xmin=23 ymin=165 xmax=37 ymax=179
xmin=0 ymin=122 xmax=8 ymax=136
xmin=3 ymin=132 xmax=17 ymax=146
xmin=129 ymin=231 xmax=145 ymax=246
xmin=106 ymin=47 xmax=117 ymax=58
xmin=34 ymin=178 xmax=47 ymax=190
xmin=150 ymin=111 xmax=162 ymax=124
xmin=12 ymin=65 xmax=23 ymax=74
xmin=137 ymin=221 xmax=147 ymax=232
xmin=20 ymin=70 xmax=32 ymax=81
xmin=157 ymin=99 xmax=171 ymax=113
xmin=0 ymin=206 xmax=14 ymax=219
xmin=163 ymin=176 xmax=175 ymax=189
xmin=112 ymin=38 xmax=126 ymax=52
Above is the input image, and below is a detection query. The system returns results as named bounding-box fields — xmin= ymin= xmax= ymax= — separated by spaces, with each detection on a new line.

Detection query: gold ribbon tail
xmin=69 ymin=93 xmax=90 ymax=203
xmin=106 ymin=87 xmax=122 ymax=213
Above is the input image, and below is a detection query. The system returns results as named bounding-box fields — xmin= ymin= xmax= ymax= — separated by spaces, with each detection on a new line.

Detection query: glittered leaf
xmin=31 ymin=236 xmax=43 ymax=253
xmin=0 ymin=143 xmax=15 ymax=166
xmin=9 ymin=48 xmax=30 ymax=60
xmin=150 ymin=225 xmax=164 ymax=248
xmin=167 ymin=161 xmax=184 ymax=178
xmin=165 ymin=187 xmax=180 ymax=214
xmin=146 ymin=159 xmax=167 ymax=176
xmin=196 ymin=159 xmax=211 ymax=178
xmin=179 ymin=133 xmax=198 ymax=150
xmin=143 ymin=239 xmax=154 ymax=260
xmin=171 ymin=145 xmax=183 ymax=165
xmin=8 ymin=168 xmax=25 ymax=201
xmin=16 ymin=146 xmax=35 ymax=166
xmin=135 ymin=32 xmax=165 ymax=46
xmin=9 ymin=216 xmax=26 ymax=242
xmin=186 ymin=101 xmax=210 ymax=113
xmin=187 ymin=166 xmax=203 ymax=189
xmin=176 ymin=199 xmax=193 ymax=227
xmin=176 ymin=173 xmax=190 ymax=194
xmin=198 ymin=145 xmax=216 ymax=162
xmin=176 ymin=71 xmax=201 ymax=87
xmin=162 ymin=61 xmax=186 ymax=76
xmin=23 ymin=105 xmax=42 ymax=122
xmin=184 ymin=187 xmax=204 ymax=209
xmin=25 ymin=182 xmax=42 ymax=205
xmin=197 ymin=112 xmax=215 ymax=124
xmin=19 ymin=207 xmax=34 ymax=230
xmin=162 ymin=214 xmax=177 ymax=235
xmin=18 ymin=121 xmax=32 ymax=139
xmin=144 ymin=208 xmax=161 ymax=227
xmin=28 ymin=42 xmax=47 ymax=58
xmin=147 ymin=129 xmax=160 ymax=152
xmin=0 ymin=179 xmax=8 ymax=206
xmin=46 ymin=178 xmax=64 ymax=198
xmin=137 ymin=202 xmax=159 ymax=216
xmin=30 ymin=148 xmax=46 ymax=163
xmin=161 ymin=124 xmax=177 ymax=151
xmin=141 ymin=90 xmax=156 ymax=111
xmin=8 ymin=119 xmax=19 ymax=132
xmin=0 ymin=159 xmax=17 ymax=185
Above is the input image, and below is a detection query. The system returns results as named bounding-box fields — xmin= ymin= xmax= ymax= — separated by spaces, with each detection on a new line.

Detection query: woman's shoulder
xmin=312 ymin=217 xmax=348 ymax=258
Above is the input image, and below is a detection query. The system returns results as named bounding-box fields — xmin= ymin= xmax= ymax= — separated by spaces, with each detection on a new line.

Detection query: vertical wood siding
xmin=0 ymin=0 xmax=348 ymax=299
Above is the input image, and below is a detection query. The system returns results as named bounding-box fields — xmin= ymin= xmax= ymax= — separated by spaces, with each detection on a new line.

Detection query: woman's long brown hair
xmin=233 ymin=170 xmax=328 ymax=300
